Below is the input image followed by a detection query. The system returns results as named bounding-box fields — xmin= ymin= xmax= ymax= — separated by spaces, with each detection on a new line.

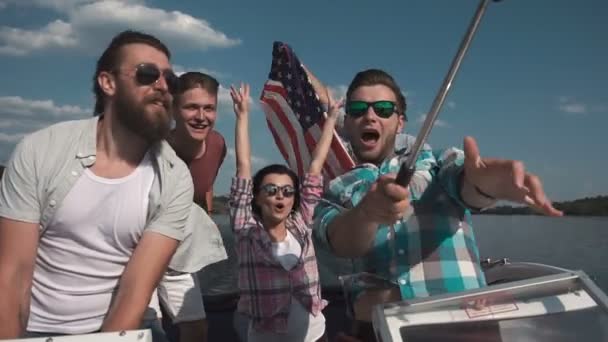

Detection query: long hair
xmin=252 ymin=164 xmax=300 ymax=217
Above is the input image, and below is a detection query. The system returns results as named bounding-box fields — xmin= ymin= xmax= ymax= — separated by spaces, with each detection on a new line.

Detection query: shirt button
xmin=399 ymin=279 xmax=407 ymax=285
xmin=49 ymin=200 xmax=57 ymax=207
xmin=398 ymin=249 xmax=405 ymax=255
xmin=71 ymin=171 xmax=78 ymax=176
xmin=89 ymin=156 xmax=96 ymax=161
xmin=76 ymin=152 xmax=83 ymax=158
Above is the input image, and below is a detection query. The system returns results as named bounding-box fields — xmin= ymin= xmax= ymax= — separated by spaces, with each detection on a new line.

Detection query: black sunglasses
xmin=115 ymin=63 xmax=178 ymax=94
xmin=345 ymin=100 xmax=398 ymax=119
xmin=261 ymin=184 xmax=296 ymax=198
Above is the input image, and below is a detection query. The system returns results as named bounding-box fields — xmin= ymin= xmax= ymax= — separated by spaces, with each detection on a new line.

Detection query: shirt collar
xmin=75 ymin=115 xmax=178 ymax=169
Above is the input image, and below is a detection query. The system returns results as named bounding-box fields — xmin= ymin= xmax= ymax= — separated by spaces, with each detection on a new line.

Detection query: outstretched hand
xmin=462 ymin=136 xmax=563 ymax=217
xmin=230 ymin=83 xmax=250 ymax=118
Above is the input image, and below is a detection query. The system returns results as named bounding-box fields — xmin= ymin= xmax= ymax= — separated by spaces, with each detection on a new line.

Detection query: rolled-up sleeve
xmin=312 ymin=181 xmax=344 ymax=250
xmin=229 ymin=177 xmax=253 ymax=232
xmin=299 ymin=173 xmax=323 ymax=226
xmin=434 ymin=147 xmax=469 ymax=209
xmin=0 ymin=136 xmax=41 ymax=223
xmin=146 ymin=167 xmax=194 ymax=241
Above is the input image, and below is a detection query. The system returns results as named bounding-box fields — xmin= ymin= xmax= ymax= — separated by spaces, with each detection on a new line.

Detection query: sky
xmin=0 ymin=0 xmax=606 ymax=201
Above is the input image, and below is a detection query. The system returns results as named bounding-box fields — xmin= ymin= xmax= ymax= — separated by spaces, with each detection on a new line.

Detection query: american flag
xmin=260 ymin=41 xmax=355 ymax=181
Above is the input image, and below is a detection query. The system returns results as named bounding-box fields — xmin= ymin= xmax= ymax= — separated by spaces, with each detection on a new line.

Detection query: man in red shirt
xmin=161 ymin=72 xmax=227 ymax=342
xmin=170 ymin=72 xmax=227 ymax=213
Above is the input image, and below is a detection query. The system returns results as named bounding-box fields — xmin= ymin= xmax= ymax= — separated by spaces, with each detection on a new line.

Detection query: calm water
xmin=198 ymin=215 xmax=608 ymax=295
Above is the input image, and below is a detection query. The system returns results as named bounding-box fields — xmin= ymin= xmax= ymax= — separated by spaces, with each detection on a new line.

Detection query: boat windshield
xmin=399 ymin=307 xmax=608 ymax=342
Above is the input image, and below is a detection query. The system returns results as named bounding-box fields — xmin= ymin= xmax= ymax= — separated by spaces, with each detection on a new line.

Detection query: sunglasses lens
xmin=262 ymin=185 xmax=278 ymax=196
xmin=346 ymin=101 xmax=368 ymax=117
xmin=282 ymin=186 xmax=295 ymax=197
xmin=135 ymin=64 xmax=161 ymax=86
xmin=164 ymin=71 xmax=178 ymax=94
xmin=373 ymin=101 xmax=396 ymax=118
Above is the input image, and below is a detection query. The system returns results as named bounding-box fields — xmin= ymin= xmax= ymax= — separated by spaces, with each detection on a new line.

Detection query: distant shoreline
xmin=211 ymin=195 xmax=608 ymax=217
xmin=475 ymin=195 xmax=608 ymax=217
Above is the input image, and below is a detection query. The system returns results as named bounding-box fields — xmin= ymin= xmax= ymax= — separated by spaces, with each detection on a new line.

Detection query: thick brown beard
xmin=113 ymin=85 xmax=171 ymax=143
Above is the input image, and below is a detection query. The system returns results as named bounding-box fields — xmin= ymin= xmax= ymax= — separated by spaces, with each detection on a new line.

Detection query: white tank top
xmin=27 ymin=153 xmax=155 ymax=334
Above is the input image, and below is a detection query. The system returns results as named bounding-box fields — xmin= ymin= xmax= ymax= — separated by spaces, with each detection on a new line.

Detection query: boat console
xmin=372 ymin=268 xmax=608 ymax=341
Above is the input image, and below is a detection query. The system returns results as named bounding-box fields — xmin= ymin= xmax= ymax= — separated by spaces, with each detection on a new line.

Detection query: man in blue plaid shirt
xmin=311 ymin=69 xmax=562 ymax=337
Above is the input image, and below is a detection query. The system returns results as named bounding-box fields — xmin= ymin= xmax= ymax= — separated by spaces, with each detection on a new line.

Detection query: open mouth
xmin=360 ymin=128 xmax=380 ymax=145
xmin=275 ymin=203 xmax=285 ymax=210
xmin=188 ymin=122 xmax=209 ymax=131
xmin=151 ymin=100 xmax=167 ymax=109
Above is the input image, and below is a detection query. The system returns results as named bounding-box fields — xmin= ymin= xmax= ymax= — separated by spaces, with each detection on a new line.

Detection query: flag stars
xmin=287 ymin=73 xmax=292 ymax=80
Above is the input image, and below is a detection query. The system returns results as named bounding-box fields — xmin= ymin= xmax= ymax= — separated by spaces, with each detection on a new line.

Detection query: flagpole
xmin=395 ymin=0 xmax=500 ymax=187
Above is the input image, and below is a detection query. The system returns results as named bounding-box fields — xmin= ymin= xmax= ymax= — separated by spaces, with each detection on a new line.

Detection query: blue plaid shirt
xmin=313 ymin=138 xmax=486 ymax=299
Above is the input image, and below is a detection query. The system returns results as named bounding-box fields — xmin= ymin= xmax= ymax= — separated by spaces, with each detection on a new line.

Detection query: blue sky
xmin=0 ymin=0 xmax=606 ymax=201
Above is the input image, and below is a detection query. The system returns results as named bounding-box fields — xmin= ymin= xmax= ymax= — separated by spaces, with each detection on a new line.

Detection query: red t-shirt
xmin=176 ymin=130 xmax=227 ymax=210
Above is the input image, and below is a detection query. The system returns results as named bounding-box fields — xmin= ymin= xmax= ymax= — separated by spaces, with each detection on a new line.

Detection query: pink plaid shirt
xmin=229 ymin=173 xmax=327 ymax=333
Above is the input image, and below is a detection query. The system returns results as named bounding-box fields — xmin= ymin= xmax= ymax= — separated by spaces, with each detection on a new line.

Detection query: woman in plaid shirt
xmin=228 ymin=83 xmax=341 ymax=341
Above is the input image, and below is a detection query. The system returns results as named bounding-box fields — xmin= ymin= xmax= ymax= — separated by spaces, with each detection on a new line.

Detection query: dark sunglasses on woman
xmin=261 ymin=184 xmax=296 ymax=198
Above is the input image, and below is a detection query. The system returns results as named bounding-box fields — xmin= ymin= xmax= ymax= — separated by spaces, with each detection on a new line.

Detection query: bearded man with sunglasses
xmin=312 ymin=69 xmax=562 ymax=341
xmin=0 ymin=30 xmax=199 ymax=339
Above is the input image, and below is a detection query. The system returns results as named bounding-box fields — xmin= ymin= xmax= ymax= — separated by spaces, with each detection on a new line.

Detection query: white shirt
xmin=28 ymin=154 xmax=155 ymax=334
xmin=271 ymin=229 xmax=302 ymax=271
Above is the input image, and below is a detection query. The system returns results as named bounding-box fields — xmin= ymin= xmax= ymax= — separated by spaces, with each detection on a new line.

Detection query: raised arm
xmin=308 ymin=96 xmax=342 ymax=176
xmin=303 ymin=64 xmax=337 ymax=175
xmin=228 ymin=83 xmax=255 ymax=231
xmin=230 ymin=83 xmax=251 ymax=179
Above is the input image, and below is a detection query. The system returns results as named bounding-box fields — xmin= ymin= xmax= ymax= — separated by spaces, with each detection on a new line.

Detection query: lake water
xmin=198 ymin=215 xmax=608 ymax=295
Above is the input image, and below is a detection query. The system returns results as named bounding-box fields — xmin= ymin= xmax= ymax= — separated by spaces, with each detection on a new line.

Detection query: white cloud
xmin=0 ymin=96 xmax=90 ymax=118
xmin=0 ymin=96 xmax=90 ymax=163
xmin=226 ymin=147 xmax=268 ymax=167
xmin=327 ymin=84 xmax=348 ymax=102
xmin=556 ymin=96 xmax=608 ymax=115
xmin=217 ymin=85 xmax=235 ymax=109
xmin=558 ymin=103 xmax=587 ymax=114
xmin=416 ymin=113 xmax=449 ymax=128
xmin=173 ymin=64 xmax=226 ymax=79
xmin=446 ymin=101 xmax=456 ymax=110
xmin=0 ymin=0 xmax=240 ymax=56
xmin=0 ymin=20 xmax=77 ymax=55
xmin=0 ymin=0 xmax=113 ymax=12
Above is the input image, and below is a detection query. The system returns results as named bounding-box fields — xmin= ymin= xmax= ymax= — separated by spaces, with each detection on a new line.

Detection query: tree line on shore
xmin=211 ymin=195 xmax=608 ymax=217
